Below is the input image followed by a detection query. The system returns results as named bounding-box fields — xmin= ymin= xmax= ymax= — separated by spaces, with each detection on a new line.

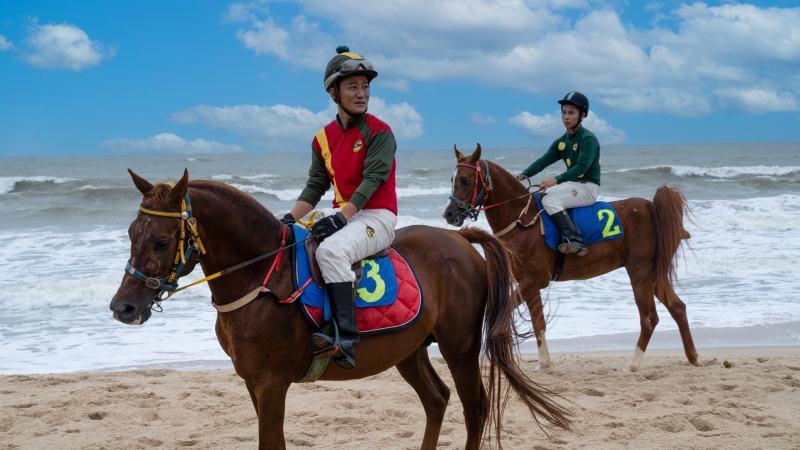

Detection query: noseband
xmin=449 ymin=160 xmax=493 ymax=221
xmin=124 ymin=186 xmax=207 ymax=306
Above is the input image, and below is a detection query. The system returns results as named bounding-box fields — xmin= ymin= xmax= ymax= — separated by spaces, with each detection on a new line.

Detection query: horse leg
xmin=523 ymin=285 xmax=550 ymax=370
xmin=247 ymin=376 xmax=291 ymax=450
xmin=627 ymin=276 xmax=659 ymax=372
xmin=656 ymin=282 xmax=700 ymax=366
xmin=437 ymin=333 xmax=487 ymax=450
xmin=395 ymin=346 xmax=451 ymax=450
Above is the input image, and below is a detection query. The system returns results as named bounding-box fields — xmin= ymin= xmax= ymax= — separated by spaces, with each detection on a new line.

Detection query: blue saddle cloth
xmin=534 ymin=193 xmax=624 ymax=251
xmin=292 ymin=225 xmax=398 ymax=319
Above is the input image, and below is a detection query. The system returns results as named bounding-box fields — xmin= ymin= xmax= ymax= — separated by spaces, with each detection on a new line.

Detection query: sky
xmin=1 ymin=0 xmax=799 ymax=156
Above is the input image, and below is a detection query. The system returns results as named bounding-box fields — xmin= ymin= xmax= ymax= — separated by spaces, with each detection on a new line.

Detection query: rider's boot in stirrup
xmin=551 ymin=210 xmax=588 ymax=256
xmin=311 ymin=281 xmax=359 ymax=369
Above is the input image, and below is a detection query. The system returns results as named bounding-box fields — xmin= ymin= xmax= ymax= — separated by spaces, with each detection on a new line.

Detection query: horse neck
xmin=188 ymin=181 xmax=286 ymax=302
xmin=483 ymin=161 xmax=532 ymax=232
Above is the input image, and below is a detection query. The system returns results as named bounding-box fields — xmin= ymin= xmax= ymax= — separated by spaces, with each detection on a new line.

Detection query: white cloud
xmin=0 ymin=35 xmax=13 ymax=51
xmin=229 ymin=1 xmax=800 ymax=115
xmin=98 ymin=133 xmax=243 ymax=154
xmin=377 ymin=78 xmax=411 ymax=93
xmin=509 ymin=110 xmax=627 ymax=145
xmin=714 ymin=88 xmax=799 ymax=114
xmin=22 ymin=23 xmax=115 ymax=70
xmin=367 ymin=97 xmax=425 ymax=141
xmin=171 ymin=97 xmax=424 ymax=150
xmin=469 ymin=112 xmax=496 ymax=125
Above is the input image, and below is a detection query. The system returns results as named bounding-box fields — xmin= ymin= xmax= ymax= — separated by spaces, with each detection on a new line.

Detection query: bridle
xmin=124 ymin=187 xmax=207 ymax=310
xmin=124 ymin=185 xmax=312 ymax=312
xmin=449 ymin=160 xmax=494 ymax=221
xmin=449 ymin=160 xmax=536 ymax=222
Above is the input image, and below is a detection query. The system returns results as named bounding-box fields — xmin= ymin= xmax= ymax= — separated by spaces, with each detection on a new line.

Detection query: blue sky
xmin=1 ymin=0 xmax=799 ymax=156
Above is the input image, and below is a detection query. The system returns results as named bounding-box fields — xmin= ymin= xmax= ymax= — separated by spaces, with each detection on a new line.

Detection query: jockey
xmin=516 ymin=92 xmax=601 ymax=256
xmin=279 ymin=46 xmax=398 ymax=369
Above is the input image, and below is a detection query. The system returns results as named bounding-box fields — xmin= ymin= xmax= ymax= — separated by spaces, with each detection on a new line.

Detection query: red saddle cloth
xmin=300 ymin=248 xmax=423 ymax=336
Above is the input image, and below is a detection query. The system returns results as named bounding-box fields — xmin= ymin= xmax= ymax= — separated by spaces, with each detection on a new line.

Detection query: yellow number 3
xmin=597 ymin=209 xmax=621 ymax=238
xmin=357 ymin=260 xmax=386 ymax=303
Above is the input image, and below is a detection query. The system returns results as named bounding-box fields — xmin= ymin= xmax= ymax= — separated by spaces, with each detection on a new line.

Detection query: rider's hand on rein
xmin=310 ymin=212 xmax=347 ymax=241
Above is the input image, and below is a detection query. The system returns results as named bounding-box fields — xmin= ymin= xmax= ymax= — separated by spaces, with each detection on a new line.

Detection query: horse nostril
xmin=117 ymin=304 xmax=137 ymax=318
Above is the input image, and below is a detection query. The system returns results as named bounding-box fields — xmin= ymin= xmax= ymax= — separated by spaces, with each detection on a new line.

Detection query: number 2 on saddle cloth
xmin=534 ymin=193 xmax=624 ymax=250
xmin=290 ymin=224 xmax=424 ymax=336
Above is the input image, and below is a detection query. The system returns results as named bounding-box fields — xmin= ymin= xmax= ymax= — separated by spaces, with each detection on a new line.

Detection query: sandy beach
xmin=2 ymin=347 xmax=799 ymax=449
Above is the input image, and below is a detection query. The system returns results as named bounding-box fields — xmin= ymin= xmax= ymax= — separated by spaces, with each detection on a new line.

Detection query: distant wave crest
xmin=0 ymin=176 xmax=78 ymax=195
xmin=613 ymin=165 xmax=800 ymax=179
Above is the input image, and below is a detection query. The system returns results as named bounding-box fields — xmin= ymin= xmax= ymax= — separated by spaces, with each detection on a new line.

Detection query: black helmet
xmin=323 ymin=46 xmax=378 ymax=92
xmin=558 ymin=91 xmax=589 ymax=115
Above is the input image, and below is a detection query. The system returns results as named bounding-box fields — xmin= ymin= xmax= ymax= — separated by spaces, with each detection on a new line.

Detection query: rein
xmin=125 ymin=188 xmax=312 ymax=311
xmin=450 ymin=160 xmax=538 ymax=221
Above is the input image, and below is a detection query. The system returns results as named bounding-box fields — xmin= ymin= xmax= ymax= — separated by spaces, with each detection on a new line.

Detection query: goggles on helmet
xmin=338 ymin=58 xmax=374 ymax=73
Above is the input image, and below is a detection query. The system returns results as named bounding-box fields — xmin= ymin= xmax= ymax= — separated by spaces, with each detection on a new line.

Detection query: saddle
xmin=305 ymin=237 xmax=391 ymax=289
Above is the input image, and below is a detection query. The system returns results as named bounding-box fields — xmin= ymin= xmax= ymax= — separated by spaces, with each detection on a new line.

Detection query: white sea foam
xmin=613 ymin=165 xmax=800 ymax=179
xmin=212 ymin=173 xmax=275 ymax=181
xmin=0 ymin=176 xmax=77 ymax=194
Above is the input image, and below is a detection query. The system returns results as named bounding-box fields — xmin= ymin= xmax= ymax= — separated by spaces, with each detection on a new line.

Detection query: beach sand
xmin=2 ymin=347 xmax=799 ymax=449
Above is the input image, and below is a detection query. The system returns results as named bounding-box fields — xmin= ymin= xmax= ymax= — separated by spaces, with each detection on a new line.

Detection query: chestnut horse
xmin=443 ymin=145 xmax=698 ymax=372
xmin=110 ymin=169 xmax=570 ymax=450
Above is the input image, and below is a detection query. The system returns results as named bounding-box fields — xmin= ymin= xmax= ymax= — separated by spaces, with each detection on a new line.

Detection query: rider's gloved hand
xmin=279 ymin=213 xmax=296 ymax=226
xmin=310 ymin=212 xmax=347 ymax=241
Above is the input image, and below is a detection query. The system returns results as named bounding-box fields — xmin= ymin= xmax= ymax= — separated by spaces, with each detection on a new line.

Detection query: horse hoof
xmin=625 ymin=365 xmax=639 ymax=373
xmin=534 ymin=363 xmax=548 ymax=371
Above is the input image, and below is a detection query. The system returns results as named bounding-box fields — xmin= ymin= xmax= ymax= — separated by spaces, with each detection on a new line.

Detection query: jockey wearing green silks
xmin=517 ymin=91 xmax=601 ymax=256
xmin=279 ymin=46 xmax=398 ymax=370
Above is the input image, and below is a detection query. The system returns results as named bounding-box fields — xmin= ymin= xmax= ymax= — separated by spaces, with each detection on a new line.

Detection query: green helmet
xmin=323 ymin=46 xmax=378 ymax=92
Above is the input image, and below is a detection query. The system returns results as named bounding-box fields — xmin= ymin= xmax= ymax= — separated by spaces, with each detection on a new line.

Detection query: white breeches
xmin=541 ymin=181 xmax=599 ymax=215
xmin=316 ymin=208 xmax=398 ymax=283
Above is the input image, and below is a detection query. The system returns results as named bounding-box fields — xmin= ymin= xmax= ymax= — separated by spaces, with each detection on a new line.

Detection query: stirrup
xmin=558 ymin=240 xmax=587 ymax=256
xmin=311 ymin=322 xmax=339 ymax=358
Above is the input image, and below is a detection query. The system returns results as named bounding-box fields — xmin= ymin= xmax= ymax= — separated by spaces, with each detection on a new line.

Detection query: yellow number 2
xmin=357 ymin=260 xmax=386 ymax=303
xmin=597 ymin=209 xmax=621 ymax=238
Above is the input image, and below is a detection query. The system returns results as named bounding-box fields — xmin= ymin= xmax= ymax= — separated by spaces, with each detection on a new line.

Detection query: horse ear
xmin=167 ymin=169 xmax=189 ymax=206
xmin=454 ymin=145 xmax=466 ymax=162
xmin=472 ymin=143 xmax=482 ymax=162
xmin=128 ymin=169 xmax=154 ymax=195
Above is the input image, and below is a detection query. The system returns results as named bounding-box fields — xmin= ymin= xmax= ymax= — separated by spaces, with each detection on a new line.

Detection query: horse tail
xmin=651 ymin=184 xmax=691 ymax=293
xmin=457 ymin=227 xmax=571 ymax=442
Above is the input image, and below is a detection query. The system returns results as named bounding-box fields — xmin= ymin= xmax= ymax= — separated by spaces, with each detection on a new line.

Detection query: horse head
xmin=443 ymin=143 xmax=486 ymax=227
xmin=110 ymin=169 xmax=201 ymax=325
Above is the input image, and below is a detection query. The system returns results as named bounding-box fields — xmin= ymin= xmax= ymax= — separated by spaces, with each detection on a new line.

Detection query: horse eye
xmin=460 ymin=177 xmax=470 ymax=185
xmin=155 ymin=239 xmax=170 ymax=249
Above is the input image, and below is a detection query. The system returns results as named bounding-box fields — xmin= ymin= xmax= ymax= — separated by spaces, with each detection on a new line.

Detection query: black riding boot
xmin=311 ymin=281 xmax=359 ymax=369
xmin=550 ymin=210 xmax=588 ymax=256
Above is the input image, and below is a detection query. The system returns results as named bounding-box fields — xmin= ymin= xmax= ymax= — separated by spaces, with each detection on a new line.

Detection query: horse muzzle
xmin=111 ymin=297 xmax=153 ymax=325
xmin=443 ymin=206 xmax=466 ymax=227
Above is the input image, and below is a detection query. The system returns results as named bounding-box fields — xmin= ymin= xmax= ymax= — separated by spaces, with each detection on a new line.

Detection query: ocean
xmin=1 ymin=142 xmax=799 ymax=374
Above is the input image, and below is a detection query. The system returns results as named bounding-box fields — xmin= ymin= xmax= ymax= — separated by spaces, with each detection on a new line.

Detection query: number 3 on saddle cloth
xmin=534 ymin=192 xmax=624 ymax=250
xmin=291 ymin=224 xmax=424 ymax=336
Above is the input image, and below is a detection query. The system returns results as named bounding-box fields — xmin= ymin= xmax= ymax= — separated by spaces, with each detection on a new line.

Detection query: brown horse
xmin=443 ymin=145 xmax=698 ymax=373
xmin=110 ymin=169 xmax=570 ymax=450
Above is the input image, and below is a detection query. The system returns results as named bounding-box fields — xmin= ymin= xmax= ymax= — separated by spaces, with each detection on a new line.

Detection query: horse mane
xmin=145 ymin=179 xmax=273 ymax=219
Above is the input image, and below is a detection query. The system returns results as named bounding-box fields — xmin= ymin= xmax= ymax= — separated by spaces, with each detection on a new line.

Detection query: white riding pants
xmin=541 ymin=181 xmax=599 ymax=215
xmin=316 ymin=208 xmax=398 ymax=283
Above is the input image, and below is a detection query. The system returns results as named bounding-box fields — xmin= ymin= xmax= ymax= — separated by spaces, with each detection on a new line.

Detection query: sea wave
xmin=612 ymin=165 xmax=800 ymax=179
xmin=212 ymin=173 xmax=276 ymax=181
xmin=0 ymin=176 xmax=78 ymax=195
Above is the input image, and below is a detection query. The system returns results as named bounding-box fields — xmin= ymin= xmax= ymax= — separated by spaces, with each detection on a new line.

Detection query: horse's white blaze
xmin=535 ymin=333 xmax=550 ymax=371
xmin=450 ymin=168 xmax=458 ymax=195
xmin=627 ymin=346 xmax=645 ymax=372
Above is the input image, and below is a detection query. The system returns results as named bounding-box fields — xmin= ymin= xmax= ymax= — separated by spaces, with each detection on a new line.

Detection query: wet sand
xmin=2 ymin=347 xmax=799 ymax=449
